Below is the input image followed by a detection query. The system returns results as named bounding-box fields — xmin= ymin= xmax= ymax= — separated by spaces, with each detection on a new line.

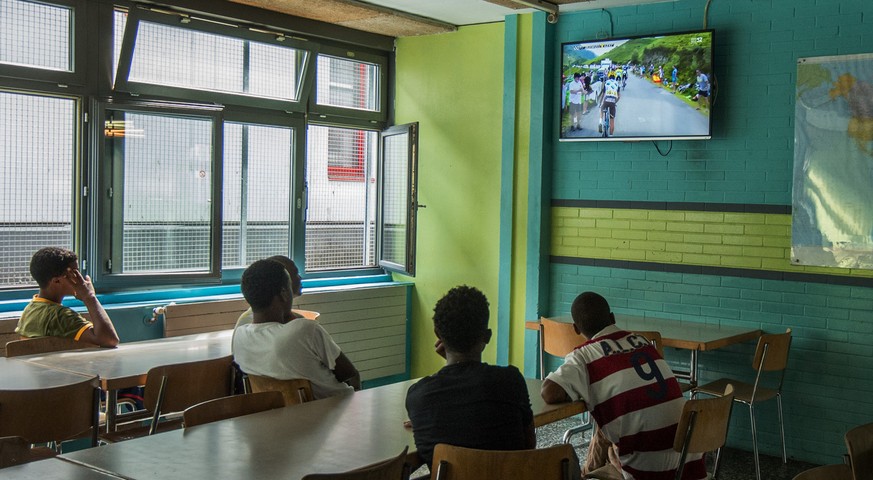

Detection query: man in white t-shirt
xmin=232 ymin=259 xmax=361 ymax=399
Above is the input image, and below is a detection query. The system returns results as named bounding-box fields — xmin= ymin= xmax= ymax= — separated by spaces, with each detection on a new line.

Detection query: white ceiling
xmin=358 ymin=0 xmax=676 ymax=26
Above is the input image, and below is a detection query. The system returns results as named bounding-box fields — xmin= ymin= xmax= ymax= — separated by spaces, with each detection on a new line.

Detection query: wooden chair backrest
xmin=431 ymin=443 xmax=576 ymax=480
xmin=302 ymin=447 xmax=409 ymax=480
xmin=0 ymin=436 xmax=50 ymax=468
xmin=752 ymin=328 xmax=792 ymax=372
xmin=0 ymin=376 xmax=100 ymax=445
xmin=674 ymin=384 xmax=734 ymax=455
xmin=247 ymin=375 xmax=313 ymax=406
xmin=143 ymin=355 xmax=234 ymax=415
xmin=293 ymin=309 xmax=321 ymax=320
xmin=846 ymin=422 xmax=873 ymax=479
xmin=5 ymin=336 xmax=91 ymax=357
xmin=633 ymin=330 xmax=665 ymax=357
xmin=540 ymin=318 xmax=585 ymax=357
xmin=183 ymin=391 xmax=285 ymax=428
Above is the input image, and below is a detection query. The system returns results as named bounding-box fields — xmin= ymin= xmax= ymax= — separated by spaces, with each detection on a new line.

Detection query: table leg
xmin=106 ymin=390 xmax=117 ymax=433
xmin=690 ymin=349 xmax=699 ymax=387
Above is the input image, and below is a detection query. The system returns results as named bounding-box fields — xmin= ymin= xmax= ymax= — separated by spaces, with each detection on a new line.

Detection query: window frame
xmin=309 ymin=44 xmax=388 ymax=123
xmin=378 ymin=122 xmax=419 ymax=276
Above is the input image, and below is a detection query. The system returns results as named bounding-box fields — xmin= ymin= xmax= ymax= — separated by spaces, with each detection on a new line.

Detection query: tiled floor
xmin=536 ymin=416 xmax=821 ymax=480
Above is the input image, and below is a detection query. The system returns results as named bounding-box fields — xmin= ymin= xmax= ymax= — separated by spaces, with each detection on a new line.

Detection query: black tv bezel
xmin=558 ymin=29 xmax=714 ymax=143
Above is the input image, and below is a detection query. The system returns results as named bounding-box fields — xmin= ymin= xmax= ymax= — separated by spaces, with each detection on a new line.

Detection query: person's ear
xmin=573 ymin=323 xmax=581 ymax=335
xmin=609 ymin=312 xmax=616 ymax=325
xmin=483 ymin=328 xmax=492 ymax=345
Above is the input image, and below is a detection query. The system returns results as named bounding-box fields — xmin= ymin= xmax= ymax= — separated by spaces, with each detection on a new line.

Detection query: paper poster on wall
xmin=792 ymin=53 xmax=873 ymax=269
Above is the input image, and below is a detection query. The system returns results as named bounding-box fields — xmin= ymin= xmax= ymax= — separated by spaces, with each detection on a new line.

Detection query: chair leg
xmin=711 ymin=447 xmax=722 ymax=479
xmin=562 ymin=412 xmax=592 ymax=444
xmin=776 ymin=393 xmax=787 ymax=464
xmin=749 ymin=404 xmax=761 ymax=480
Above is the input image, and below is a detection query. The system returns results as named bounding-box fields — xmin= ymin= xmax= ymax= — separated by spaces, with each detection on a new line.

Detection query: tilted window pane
xmin=0 ymin=91 xmax=75 ymax=288
xmin=0 ymin=0 xmax=73 ymax=72
xmin=306 ymin=125 xmax=377 ymax=271
xmin=128 ymin=21 xmax=305 ymax=101
xmin=381 ymin=134 xmax=409 ymax=268
xmin=223 ymin=123 xmax=294 ymax=268
xmin=316 ymin=55 xmax=379 ymax=112
xmin=112 ymin=10 xmax=127 ymax=84
xmin=105 ymin=111 xmax=214 ymax=273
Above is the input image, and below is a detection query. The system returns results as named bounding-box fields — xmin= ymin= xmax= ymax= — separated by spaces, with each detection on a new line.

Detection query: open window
xmin=378 ymin=123 xmax=419 ymax=276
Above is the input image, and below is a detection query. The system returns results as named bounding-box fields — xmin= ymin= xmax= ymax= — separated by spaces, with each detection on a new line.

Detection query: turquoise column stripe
xmin=497 ymin=14 xmax=519 ymax=366
xmin=524 ymin=11 xmax=552 ymax=378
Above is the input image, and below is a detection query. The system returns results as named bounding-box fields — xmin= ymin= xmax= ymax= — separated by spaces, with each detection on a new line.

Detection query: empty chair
xmin=247 ymin=375 xmax=313 ymax=406
xmin=633 ymin=330 xmax=693 ymax=392
xmin=293 ymin=309 xmax=321 ymax=320
xmin=183 ymin=391 xmax=285 ymax=428
xmin=101 ymin=355 xmax=234 ymax=442
xmin=795 ymin=422 xmax=873 ymax=480
xmin=0 ymin=376 xmax=100 ymax=451
xmin=5 ymin=336 xmax=92 ymax=357
xmin=431 ymin=443 xmax=577 ymax=480
xmin=693 ymin=329 xmax=792 ymax=480
xmin=584 ymin=384 xmax=735 ymax=480
xmin=302 ymin=447 xmax=409 ymax=480
xmin=538 ymin=317 xmax=590 ymax=443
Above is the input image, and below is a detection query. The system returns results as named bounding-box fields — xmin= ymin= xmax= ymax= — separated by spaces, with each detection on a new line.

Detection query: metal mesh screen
xmin=106 ymin=111 xmax=214 ymax=273
xmin=128 ymin=20 xmax=304 ymax=101
xmin=0 ymin=91 xmax=76 ymax=287
xmin=112 ymin=10 xmax=127 ymax=84
xmin=223 ymin=123 xmax=294 ymax=268
xmin=0 ymin=0 xmax=72 ymax=72
xmin=305 ymin=125 xmax=377 ymax=271
xmin=315 ymin=55 xmax=379 ymax=111
xmin=381 ymin=133 xmax=409 ymax=267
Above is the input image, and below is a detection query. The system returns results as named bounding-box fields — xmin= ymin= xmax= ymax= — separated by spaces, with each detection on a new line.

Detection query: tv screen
xmin=559 ymin=30 xmax=713 ymax=142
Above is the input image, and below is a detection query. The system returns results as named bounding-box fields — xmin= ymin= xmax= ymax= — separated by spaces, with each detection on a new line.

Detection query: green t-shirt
xmin=15 ymin=296 xmax=93 ymax=340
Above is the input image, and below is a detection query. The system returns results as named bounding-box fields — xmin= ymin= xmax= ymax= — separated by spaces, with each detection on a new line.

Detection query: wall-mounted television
xmin=559 ymin=30 xmax=713 ymax=142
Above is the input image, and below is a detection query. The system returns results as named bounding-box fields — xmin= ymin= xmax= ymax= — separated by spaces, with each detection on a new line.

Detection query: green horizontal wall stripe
xmin=552 ymin=199 xmax=791 ymax=215
xmin=550 ymin=256 xmax=873 ymax=288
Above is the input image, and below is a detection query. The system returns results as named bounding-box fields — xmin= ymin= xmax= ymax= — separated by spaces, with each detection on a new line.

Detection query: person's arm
xmin=541 ymin=378 xmax=571 ymax=404
xmin=65 ymin=269 xmax=119 ymax=347
xmin=333 ymin=352 xmax=361 ymax=391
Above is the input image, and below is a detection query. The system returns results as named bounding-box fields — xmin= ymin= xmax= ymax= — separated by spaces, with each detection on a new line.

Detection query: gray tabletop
xmin=1 ymin=458 xmax=124 ymax=479
xmin=0 ymin=357 xmax=92 ymax=390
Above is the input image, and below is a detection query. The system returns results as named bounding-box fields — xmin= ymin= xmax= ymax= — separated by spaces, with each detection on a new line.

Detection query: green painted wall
xmin=395 ymin=24 xmax=506 ymax=377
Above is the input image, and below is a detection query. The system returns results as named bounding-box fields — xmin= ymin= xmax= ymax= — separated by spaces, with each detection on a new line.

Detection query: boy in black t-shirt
xmin=404 ymin=285 xmax=535 ymax=468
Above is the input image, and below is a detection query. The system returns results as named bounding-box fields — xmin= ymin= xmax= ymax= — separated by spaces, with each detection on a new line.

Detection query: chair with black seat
xmin=584 ymin=384 xmax=735 ymax=480
xmin=183 ymin=391 xmax=285 ymax=428
xmin=538 ymin=317 xmax=591 ymax=443
xmin=5 ymin=336 xmax=92 ymax=357
xmin=431 ymin=443 xmax=577 ymax=480
xmin=247 ymin=375 xmax=313 ymax=406
xmin=101 ymin=355 xmax=234 ymax=442
xmin=633 ymin=330 xmax=694 ymax=393
xmin=0 ymin=376 xmax=101 ymax=452
xmin=693 ymin=328 xmax=792 ymax=480
xmin=792 ymin=422 xmax=873 ymax=480
xmin=302 ymin=447 xmax=410 ymax=480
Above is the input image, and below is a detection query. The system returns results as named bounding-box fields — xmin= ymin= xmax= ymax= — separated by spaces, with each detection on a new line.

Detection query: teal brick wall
xmin=546 ymin=0 xmax=873 ymax=466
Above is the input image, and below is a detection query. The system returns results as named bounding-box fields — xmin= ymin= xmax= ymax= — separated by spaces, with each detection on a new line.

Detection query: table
xmin=0 ymin=357 xmax=92 ymax=390
xmin=62 ymin=378 xmax=584 ymax=479
xmin=15 ymin=330 xmax=232 ymax=430
xmin=2 ymin=458 xmax=124 ymax=480
xmin=528 ymin=314 xmax=762 ymax=385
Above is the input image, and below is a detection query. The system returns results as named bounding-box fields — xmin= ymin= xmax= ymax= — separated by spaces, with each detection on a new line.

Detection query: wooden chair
xmin=183 ymin=391 xmax=285 ymax=428
xmin=431 ymin=443 xmax=577 ymax=480
xmin=5 ymin=336 xmax=92 ymax=357
xmin=0 ymin=376 xmax=101 ymax=451
xmin=101 ymin=355 xmax=234 ymax=442
xmin=247 ymin=375 xmax=313 ymax=406
xmin=0 ymin=436 xmax=57 ymax=468
xmin=293 ymin=309 xmax=321 ymax=320
xmin=693 ymin=329 xmax=792 ymax=480
xmin=538 ymin=317 xmax=590 ymax=443
xmin=633 ymin=330 xmax=693 ymax=393
xmin=585 ymin=384 xmax=735 ymax=480
xmin=302 ymin=447 xmax=409 ymax=480
xmin=793 ymin=422 xmax=873 ymax=480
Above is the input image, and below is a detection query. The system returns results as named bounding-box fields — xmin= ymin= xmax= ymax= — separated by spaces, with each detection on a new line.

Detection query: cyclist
xmin=599 ymin=72 xmax=621 ymax=136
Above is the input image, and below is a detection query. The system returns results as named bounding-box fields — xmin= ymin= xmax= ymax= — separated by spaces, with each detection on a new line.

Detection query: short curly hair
xmin=571 ymin=291 xmax=612 ymax=338
xmin=241 ymin=259 xmax=291 ymax=311
xmin=30 ymin=247 xmax=78 ymax=288
xmin=433 ymin=285 xmax=489 ymax=353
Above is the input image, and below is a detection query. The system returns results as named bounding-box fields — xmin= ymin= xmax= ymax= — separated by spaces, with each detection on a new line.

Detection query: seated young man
xmin=235 ymin=255 xmax=304 ymax=328
xmin=541 ymin=291 xmax=705 ymax=479
xmin=16 ymin=247 xmax=119 ymax=347
xmin=404 ymin=285 xmax=536 ymax=468
xmin=232 ymin=259 xmax=361 ymax=399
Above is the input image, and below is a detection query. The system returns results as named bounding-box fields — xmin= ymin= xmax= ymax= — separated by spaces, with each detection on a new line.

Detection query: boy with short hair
xmin=232 ymin=259 xmax=361 ymax=399
xmin=235 ymin=255 xmax=304 ymax=328
xmin=16 ymin=247 xmax=120 ymax=347
xmin=404 ymin=285 xmax=536 ymax=468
